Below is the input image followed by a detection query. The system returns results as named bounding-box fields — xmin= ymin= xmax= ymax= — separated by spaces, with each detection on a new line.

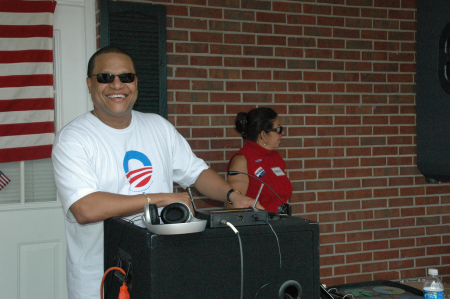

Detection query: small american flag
xmin=0 ymin=170 xmax=11 ymax=190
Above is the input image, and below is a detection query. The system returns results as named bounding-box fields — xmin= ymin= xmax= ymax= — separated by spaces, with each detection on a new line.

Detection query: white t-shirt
xmin=52 ymin=111 xmax=208 ymax=299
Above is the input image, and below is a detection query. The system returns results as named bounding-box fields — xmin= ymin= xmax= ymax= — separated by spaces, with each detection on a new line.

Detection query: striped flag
xmin=0 ymin=1 xmax=57 ymax=163
xmin=0 ymin=171 xmax=10 ymax=190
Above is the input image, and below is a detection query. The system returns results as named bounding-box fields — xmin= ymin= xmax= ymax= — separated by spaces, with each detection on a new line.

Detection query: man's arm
xmin=70 ymin=192 xmax=191 ymax=224
xmin=193 ymin=168 xmax=264 ymax=210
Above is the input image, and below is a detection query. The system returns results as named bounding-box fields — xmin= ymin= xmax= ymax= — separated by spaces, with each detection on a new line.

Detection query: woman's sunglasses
xmin=91 ymin=73 xmax=136 ymax=84
xmin=268 ymin=126 xmax=283 ymax=134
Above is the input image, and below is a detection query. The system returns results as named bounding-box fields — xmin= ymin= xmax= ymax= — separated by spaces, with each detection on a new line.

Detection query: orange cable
xmin=100 ymin=266 xmax=129 ymax=299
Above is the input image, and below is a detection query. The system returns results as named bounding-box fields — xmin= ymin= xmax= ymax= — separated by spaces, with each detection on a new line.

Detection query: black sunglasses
xmin=268 ymin=126 xmax=283 ymax=134
xmin=91 ymin=73 xmax=136 ymax=84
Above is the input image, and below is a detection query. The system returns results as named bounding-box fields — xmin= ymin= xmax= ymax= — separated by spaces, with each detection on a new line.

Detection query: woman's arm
xmin=227 ymin=154 xmax=250 ymax=195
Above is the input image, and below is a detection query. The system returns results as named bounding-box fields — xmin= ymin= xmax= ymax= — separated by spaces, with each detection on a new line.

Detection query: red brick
xmin=210 ymin=44 xmax=241 ymax=55
xmin=194 ymin=150 xmax=224 ymax=161
xmin=349 ymin=232 xmax=373 ymax=244
xmin=346 ymin=274 xmax=373 ymax=284
xmin=320 ymin=233 xmax=346 ymax=245
xmin=373 ymin=249 xmax=399 ymax=260
xmin=336 ymin=221 xmax=362 ymax=232
xmin=334 ymin=137 xmax=360 ymax=147
xmin=427 ymin=245 xmax=450 ymax=256
xmin=209 ymin=69 xmax=241 ymax=80
xmin=225 ymin=81 xmax=256 ymax=91
xmin=374 ymin=208 xmax=400 ymax=218
xmin=374 ymin=271 xmax=400 ymax=281
xmin=416 ymin=257 xmax=441 ymax=268
xmin=389 ymin=197 xmax=414 ymax=207
xmin=390 ymin=237 xmax=414 ymax=248
xmin=427 ymin=225 xmax=450 ymax=235
xmin=305 ymin=179 xmax=334 ymax=191
xmin=209 ymin=20 xmax=240 ymax=32
xmin=362 ymin=261 xmax=388 ymax=273
xmin=373 ymin=188 xmax=399 ymax=198
xmin=191 ymin=80 xmax=224 ymax=91
xmin=390 ymin=217 xmax=415 ymax=228
xmin=242 ymin=22 xmax=271 ymax=34
xmin=334 ymin=264 xmax=361 ymax=276
xmin=362 ymin=198 xmax=388 ymax=209
xmin=363 ymin=220 xmax=389 ymax=230
xmin=304 ymin=158 xmax=332 ymax=169
xmin=362 ymin=178 xmax=388 ymax=188
xmin=389 ymin=259 xmax=414 ymax=269
xmin=271 ymin=71 xmax=300 ymax=81
xmin=417 ymin=236 xmax=442 ymax=246
xmin=319 ymin=212 xmax=347 ymax=223
xmin=289 ymin=170 xmax=317 ymax=181
xmin=334 ymin=178 xmax=361 ymax=189
xmin=346 ymin=168 xmax=372 ymax=178
xmin=400 ymin=227 xmax=425 ymax=238
xmin=317 ymin=148 xmax=345 ymax=158
xmin=223 ymin=57 xmax=254 ymax=68
xmin=400 ymin=186 xmax=425 ymax=197
xmin=320 ymin=254 xmax=345 ymax=265
xmin=224 ymin=33 xmax=255 ymax=44
xmin=348 ymin=210 xmax=374 ymax=221
xmin=361 ymin=157 xmax=386 ymax=166
xmin=347 ymin=189 xmax=372 ymax=200
xmin=317 ymin=191 xmax=345 ymax=201
xmin=344 ymin=145 xmax=373 ymax=157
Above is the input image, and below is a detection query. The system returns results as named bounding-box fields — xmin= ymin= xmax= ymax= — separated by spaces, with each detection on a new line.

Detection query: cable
xmin=124 ymin=214 xmax=142 ymax=223
xmin=100 ymin=266 xmax=129 ymax=299
xmin=327 ymin=288 xmax=355 ymax=299
xmin=253 ymin=219 xmax=283 ymax=298
xmin=221 ymin=219 xmax=244 ymax=299
xmin=104 ymin=218 xmax=131 ymax=298
xmin=262 ymin=220 xmax=282 ymax=270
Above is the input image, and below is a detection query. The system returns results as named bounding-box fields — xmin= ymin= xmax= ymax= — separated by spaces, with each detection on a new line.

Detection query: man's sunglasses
xmin=91 ymin=73 xmax=136 ymax=84
xmin=268 ymin=126 xmax=283 ymax=134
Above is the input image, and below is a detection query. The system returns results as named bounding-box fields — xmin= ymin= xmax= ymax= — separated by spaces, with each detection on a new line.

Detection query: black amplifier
xmin=104 ymin=215 xmax=320 ymax=299
xmin=196 ymin=208 xmax=269 ymax=228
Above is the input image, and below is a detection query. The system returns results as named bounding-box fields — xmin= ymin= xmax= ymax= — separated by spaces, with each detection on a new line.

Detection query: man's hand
xmin=193 ymin=168 xmax=265 ymax=210
xmin=70 ymin=191 xmax=194 ymax=225
xmin=230 ymin=193 xmax=265 ymax=210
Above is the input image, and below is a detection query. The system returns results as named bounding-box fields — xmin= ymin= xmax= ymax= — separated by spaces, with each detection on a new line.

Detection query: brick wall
xmin=101 ymin=0 xmax=450 ymax=287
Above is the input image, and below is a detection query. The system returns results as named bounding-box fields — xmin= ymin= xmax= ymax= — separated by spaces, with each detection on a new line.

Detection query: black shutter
xmin=99 ymin=0 xmax=167 ymax=118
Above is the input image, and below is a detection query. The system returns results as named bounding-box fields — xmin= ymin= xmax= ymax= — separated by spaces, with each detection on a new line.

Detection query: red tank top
xmin=227 ymin=141 xmax=293 ymax=213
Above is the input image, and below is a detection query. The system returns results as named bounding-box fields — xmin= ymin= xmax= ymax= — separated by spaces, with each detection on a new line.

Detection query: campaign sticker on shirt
xmin=254 ymin=167 xmax=266 ymax=178
xmin=272 ymin=167 xmax=285 ymax=176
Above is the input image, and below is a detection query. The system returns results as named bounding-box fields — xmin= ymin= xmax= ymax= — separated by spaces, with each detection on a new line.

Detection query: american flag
xmin=0 ymin=1 xmax=56 ymax=163
xmin=0 ymin=171 xmax=10 ymax=191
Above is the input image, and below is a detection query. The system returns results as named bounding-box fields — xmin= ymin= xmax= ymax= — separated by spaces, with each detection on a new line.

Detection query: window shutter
xmin=99 ymin=1 xmax=167 ymax=118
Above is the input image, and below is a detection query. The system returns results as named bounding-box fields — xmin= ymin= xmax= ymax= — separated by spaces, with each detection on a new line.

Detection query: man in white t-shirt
xmin=52 ymin=46 xmax=262 ymax=299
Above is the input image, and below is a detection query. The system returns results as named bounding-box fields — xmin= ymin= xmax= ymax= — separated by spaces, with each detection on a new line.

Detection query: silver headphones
xmin=141 ymin=202 xmax=206 ymax=235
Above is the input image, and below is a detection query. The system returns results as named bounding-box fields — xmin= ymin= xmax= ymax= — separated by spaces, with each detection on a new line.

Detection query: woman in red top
xmin=227 ymin=107 xmax=293 ymax=213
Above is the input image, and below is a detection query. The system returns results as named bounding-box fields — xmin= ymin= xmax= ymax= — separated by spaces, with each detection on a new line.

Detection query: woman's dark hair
xmin=235 ymin=107 xmax=278 ymax=142
xmin=87 ymin=46 xmax=136 ymax=77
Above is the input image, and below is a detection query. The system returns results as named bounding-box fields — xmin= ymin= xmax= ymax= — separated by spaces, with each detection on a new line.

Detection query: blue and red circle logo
xmin=123 ymin=151 xmax=153 ymax=192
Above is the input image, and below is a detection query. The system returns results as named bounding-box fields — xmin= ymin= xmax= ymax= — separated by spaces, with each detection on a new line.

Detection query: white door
xmin=0 ymin=1 xmax=95 ymax=298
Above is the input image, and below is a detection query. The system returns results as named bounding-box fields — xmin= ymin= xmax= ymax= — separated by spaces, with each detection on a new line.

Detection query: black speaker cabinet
xmin=104 ymin=216 xmax=320 ymax=298
xmin=417 ymin=0 xmax=450 ymax=182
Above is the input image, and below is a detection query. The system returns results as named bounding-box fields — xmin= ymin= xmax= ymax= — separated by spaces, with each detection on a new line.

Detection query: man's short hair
xmin=87 ymin=46 xmax=136 ymax=77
